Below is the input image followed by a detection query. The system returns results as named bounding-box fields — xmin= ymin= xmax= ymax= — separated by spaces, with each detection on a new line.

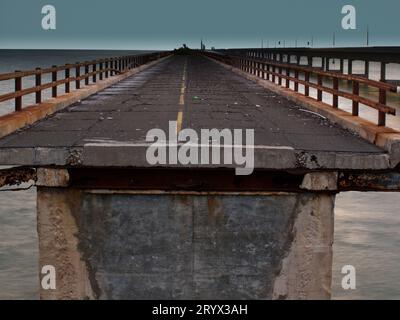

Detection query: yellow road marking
xmin=176 ymin=111 xmax=183 ymax=133
xmin=177 ymin=59 xmax=187 ymax=134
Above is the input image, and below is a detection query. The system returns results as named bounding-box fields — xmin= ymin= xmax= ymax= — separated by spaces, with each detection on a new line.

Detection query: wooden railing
xmin=0 ymin=51 xmax=170 ymax=112
xmin=203 ymin=51 xmax=398 ymax=126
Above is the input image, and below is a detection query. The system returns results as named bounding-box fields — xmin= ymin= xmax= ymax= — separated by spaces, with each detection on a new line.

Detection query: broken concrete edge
xmin=0 ymin=166 xmax=36 ymax=188
xmin=338 ymin=171 xmax=400 ymax=191
xmin=0 ymin=145 xmax=391 ymax=171
xmin=207 ymin=57 xmax=400 ymax=169
xmin=0 ymin=55 xmax=172 ymax=140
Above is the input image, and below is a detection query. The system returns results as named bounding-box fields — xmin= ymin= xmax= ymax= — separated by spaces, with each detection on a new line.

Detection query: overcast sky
xmin=0 ymin=0 xmax=399 ymax=50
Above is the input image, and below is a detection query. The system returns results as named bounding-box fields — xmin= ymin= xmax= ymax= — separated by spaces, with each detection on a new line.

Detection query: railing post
xmin=99 ymin=62 xmax=103 ymax=81
xmin=93 ymin=63 xmax=97 ymax=83
xmin=294 ymin=70 xmax=299 ymax=92
xmin=352 ymin=81 xmax=359 ymax=116
xmin=105 ymin=60 xmax=109 ymax=78
xmin=272 ymin=65 xmax=276 ymax=83
xmin=317 ymin=74 xmax=323 ymax=101
xmin=285 ymin=68 xmax=290 ymax=88
xmin=65 ymin=64 xmax=70 ymax=94
xmin=333 ymin=77 xmax=339 ymax=108
xmin=35 ymin=68 xmax=42 ymax=104
xmin=52 ymin=65 xmax=57 ymax=98
xmin=85 ymin=63 xmax=89 ymax=85
xmin=304 ymin=71 xmax=310 ymax=96
xmin=261 ymin=63 xmax=265 ymax=79
xmin=378 ymin=89 xmax=387 ymax=126
xmin=15 ymin=70 xmax=22 ymax=111
xmin=75 ymin=63 xmax=81 ymax=89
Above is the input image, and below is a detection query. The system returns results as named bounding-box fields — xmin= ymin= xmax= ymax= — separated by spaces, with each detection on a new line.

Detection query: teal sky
xmin=0 ymin=0 xmax=399 ymax=50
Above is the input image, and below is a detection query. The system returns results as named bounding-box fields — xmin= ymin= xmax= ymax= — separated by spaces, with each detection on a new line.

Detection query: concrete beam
xmin=0 ymin=144 xmax=391 ymax=171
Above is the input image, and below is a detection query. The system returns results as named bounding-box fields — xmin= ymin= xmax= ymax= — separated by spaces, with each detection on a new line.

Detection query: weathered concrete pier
xmin=0 ymin=50 xmax=399 ymax=300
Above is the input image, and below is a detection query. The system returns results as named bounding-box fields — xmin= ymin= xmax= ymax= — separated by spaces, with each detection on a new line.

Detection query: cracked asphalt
xmin=0 ymin=55 xmax=383 ymax=154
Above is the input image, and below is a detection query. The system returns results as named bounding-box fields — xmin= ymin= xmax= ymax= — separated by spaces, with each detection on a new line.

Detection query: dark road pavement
xmin=0 ymin=55 xmax=387 ymax=169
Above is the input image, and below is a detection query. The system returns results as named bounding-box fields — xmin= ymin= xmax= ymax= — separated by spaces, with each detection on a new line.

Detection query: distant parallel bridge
xmin=216 ymin=46 xmax=400 ymax=84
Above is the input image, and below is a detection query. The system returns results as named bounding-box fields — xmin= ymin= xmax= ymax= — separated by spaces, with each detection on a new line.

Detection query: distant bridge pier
xmin=322 ymin=56 xmax=326 ymax=71
xmin=381 ymin=61 xmax=387 ymax=82
xmin=307 ymin=56 xmax=312 ymax=68
xmin=348 ymin=59 xmax=353 ymax=75
xmin=365 ymin=60 xmax=370 ymax=78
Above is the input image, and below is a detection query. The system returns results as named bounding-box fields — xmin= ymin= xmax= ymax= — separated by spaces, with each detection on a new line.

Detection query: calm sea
xmin=0 ymin=50 xmax=399 ymax=300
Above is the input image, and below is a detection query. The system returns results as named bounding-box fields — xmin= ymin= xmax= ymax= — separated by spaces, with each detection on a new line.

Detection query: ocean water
xmin=0 ymin=50 xmax=399 ymax=300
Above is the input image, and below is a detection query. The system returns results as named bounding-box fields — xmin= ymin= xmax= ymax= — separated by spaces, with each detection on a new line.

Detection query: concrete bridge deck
xmin=0 ymin=55 xmax=389 ymax=171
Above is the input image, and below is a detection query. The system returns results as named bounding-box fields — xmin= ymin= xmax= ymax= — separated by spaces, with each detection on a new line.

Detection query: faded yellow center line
xmin=176 ymin=111 xmax=183 ymax=133
xmin=177 ymin=59 xmax=188 ymax=134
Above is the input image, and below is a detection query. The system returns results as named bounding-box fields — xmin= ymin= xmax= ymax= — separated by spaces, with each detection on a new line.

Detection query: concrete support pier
xmin=37 ymin=172 xmax=335 ymax=300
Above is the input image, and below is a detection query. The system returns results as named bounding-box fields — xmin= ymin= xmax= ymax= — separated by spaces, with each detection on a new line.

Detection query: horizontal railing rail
xmin=202 ymin=51 xmax=398 ymax=126
xmin=0 ymin=51 xmax=170 ymax=113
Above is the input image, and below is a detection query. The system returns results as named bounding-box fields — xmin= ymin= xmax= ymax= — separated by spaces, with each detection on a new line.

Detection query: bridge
xmin=0 ymin=49 xmax=399 ymax=300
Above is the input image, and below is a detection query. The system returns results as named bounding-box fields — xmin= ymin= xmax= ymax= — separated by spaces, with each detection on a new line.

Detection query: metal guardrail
xmin=203 ymin=51 xmax=398 ymax=126
xmin=0 ymin=52 xmax=170 ymax=113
